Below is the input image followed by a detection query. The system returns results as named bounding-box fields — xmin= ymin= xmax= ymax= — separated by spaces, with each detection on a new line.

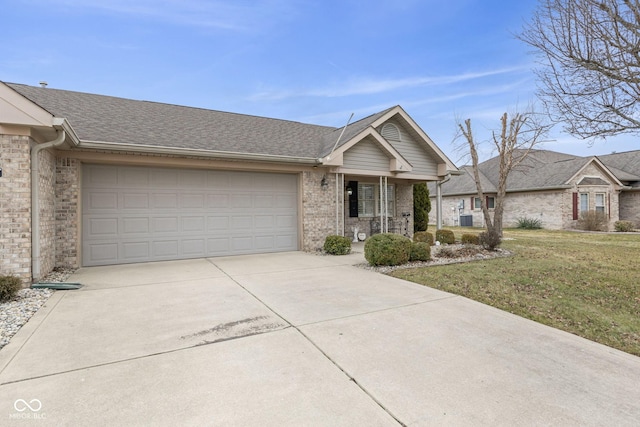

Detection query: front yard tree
xmin=457 ymin=110 xmax=551 ymax=238
xmin=520 ymin=0 xmax=640 ymax=139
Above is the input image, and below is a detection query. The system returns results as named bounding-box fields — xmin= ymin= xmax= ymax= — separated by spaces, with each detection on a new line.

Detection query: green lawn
xmin=390 ymin=229 xmax=640 ymax=356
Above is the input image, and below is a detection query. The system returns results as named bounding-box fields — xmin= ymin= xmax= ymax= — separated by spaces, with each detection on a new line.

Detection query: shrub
xmin=0 ymin=275 xmax=22 ymax=302
xmin=479 ymin=229 xmax=502 ymax=250
xmin=410 ymin=242 xmax=431 ymax=262
xmin=614 ymin=220 xmax=635 ymax=232
xmin=323 ymin=235 xmax=352 ymax=255
xmin=435 ymin=229 xmax=455 ymax=245
xmin=461 ymin=233 xmax=480 ymax=245
xmin=364 ymin=233 xmax=412 ymax=266
xmin=516 ymin=216 xmax=543 ymax=229
xmin=577 ymin=211 xmax=608 ymax=231
xmin=413 ymin=183 xmax=430 ymax=232
xmin=413 ymin=231 xmax=434 ymax=246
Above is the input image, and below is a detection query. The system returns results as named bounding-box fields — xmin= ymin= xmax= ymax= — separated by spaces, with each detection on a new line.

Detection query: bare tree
xmin=457 ymin=110 xmax=551 ymax=241
xmin=519 ymin=0 xmax=640 ymax=139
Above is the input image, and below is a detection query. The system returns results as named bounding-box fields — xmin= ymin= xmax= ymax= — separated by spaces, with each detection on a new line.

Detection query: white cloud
xmin=251 ymin=66 xmax=530 ymax=101
xmin=33 ymin=0 xmax=299 ymax=31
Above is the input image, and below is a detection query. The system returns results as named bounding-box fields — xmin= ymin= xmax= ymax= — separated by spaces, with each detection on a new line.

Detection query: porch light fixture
xmin=346 ymin=186 xmax=353 ymax=196
xmin=320 ymin=175 xmax=329 ymax=191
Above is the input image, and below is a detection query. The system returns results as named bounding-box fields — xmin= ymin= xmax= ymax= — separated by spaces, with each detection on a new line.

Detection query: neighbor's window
xmin=595 ymin=193 xmax=605 ymax=213
xmin=357 ymin=183 xmax=395 ymax=217
xmin=474 ymin=196 xmax=495 ymax=210
xmin=580 ymin=193 xmax=589 ymax=212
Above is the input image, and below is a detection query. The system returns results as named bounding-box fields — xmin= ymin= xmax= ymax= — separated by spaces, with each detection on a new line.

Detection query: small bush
xmin=436 ymin=247 xmax=457 ymax=258
xmin=364 ymin=233 xmax=412 ymax=266
xmin=410 ymin=242 xmax=431 ymax=262
xmin=323 ymin=235 xmax=352 ymax=255
xmin=435 ymin=229 xmax=455 ymax=245
xmin=413 ymin=231 xmax=434 ymax=246
xmin=460 ymin=233 xmax=479 ymax=245
xmin=577 ymin=211 xmax=608 ymax=231
xmin=0 ymin=275 xmax=22 ymax=302
xmin=479 ymin=229 xmax=502 ymax=250
xmin=516 ymin=217 xmax=543 ymax=229
xmin=614 ymin=220 xmax=635 ymax=232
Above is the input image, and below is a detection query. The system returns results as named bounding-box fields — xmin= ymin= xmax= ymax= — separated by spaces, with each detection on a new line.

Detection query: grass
xmin=391 ymin=228 xmax=640 ymax=356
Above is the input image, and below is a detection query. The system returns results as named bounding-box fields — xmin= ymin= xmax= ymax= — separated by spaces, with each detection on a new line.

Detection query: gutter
xmin=78 ymin=140 xmax=322 ymax=165
xmin=31 ymin=119 xmax=66 ymax=281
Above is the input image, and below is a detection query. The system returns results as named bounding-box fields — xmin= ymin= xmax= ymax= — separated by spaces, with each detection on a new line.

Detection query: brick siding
xmin=0 ymin=135 xmax=32 ymax=283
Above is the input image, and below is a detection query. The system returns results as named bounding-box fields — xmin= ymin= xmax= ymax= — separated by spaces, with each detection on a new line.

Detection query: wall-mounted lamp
xmin=320 ymin=175 xmax=329 ymax=191
xmin=345 ymin=186 xmax=353 ymax=196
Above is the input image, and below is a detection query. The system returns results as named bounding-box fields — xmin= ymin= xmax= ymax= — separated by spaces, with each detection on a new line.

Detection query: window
xmin=580 ymin=193 xmax=589 ymax=212
xmin=595 ymin=193 xmax=605 ymax=213
xmin=474 ymin=196 xmax=495 ymax=210
xmin=357 ymin=183 xmax=395 ymax=217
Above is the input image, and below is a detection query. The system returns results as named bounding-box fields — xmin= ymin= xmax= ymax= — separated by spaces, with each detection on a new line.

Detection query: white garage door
xmin=82 ymin=164 xmax=298 ymax=266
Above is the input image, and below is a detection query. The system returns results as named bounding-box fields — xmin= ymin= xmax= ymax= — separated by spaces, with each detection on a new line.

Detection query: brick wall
xmin=55 ymin=157 xmax=80 ymax=268
xmin=302 ymin=171 xmax=339 ymax=251
xmin=0 ymin=134 xmax=32 ymax=283
xmin=36 ymin=148 xmax=56 ymax=280
xmin=619 ymin=191 xmax=640 ymax=227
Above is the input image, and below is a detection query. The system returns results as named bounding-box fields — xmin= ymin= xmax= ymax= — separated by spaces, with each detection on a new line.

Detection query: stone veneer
xmin=0 ymin=135 xmax=32 ymax=283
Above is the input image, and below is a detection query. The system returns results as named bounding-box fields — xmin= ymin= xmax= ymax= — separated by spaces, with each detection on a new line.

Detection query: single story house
xmin=0 ymin=81 xmax=458 ymax=284
xmin=429 ymin=149 xmax=640 ymax=230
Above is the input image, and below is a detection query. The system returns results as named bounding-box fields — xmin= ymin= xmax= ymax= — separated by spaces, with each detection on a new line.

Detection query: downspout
xmin=31 ymin=127 xmax=66 ymax=281
xmin=436 ymin=173 xmax=452 ymax=231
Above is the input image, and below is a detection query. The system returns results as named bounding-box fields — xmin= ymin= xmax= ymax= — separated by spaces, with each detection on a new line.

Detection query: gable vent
xmin=381 ymin=123 xmax=401 ymax=141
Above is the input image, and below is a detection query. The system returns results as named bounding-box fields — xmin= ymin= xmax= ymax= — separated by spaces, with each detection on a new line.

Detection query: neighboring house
xmin=0 ymin=81 xmax=458 ymax=283
xmin=429 ymin=149 xmax=640 ymax=230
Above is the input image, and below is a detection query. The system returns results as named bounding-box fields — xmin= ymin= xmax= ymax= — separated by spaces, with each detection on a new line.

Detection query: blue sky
xmin=3 ymin=0 xmax=637 ymax=164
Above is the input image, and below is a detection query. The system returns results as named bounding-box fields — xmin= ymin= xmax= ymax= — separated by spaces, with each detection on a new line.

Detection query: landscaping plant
xmin=413 ymin=231 xmax=434 ymax=246
xmin=410 ymin=242 xmax=431 ymax=262
xmin=435 ymin=229 xmax=455 ymax=245
xmin=323 ymin=235 xmax=352 ymax=255
xmin=0 ymin=275 xmax=22 ymax=302
xmin=364 ymin=233 xmax=412 ymax=266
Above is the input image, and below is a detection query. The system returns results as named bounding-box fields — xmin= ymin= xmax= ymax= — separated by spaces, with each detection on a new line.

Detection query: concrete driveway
xmin=1 ymin=250 xmax=639 ymax=426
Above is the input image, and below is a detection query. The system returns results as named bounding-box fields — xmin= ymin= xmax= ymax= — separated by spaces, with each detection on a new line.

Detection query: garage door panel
xmin=121 ymin=168 xmax=149 ymax=187
xmin=82 ymin=165 xmax=298 ymax=266
xmin=207 ymin=216 xmax=229 ymax=230
xmin=122 ymin=241 xmax=150 ymax=260
xmin=123 ymin=193 xmax=149 ymax=209
xmin=122 ymin=217 xmax=149 ymax=234
xmin=85 ymin=192 xmax=118 ymax=211
xmin=182 ymin=216 xmax=205 ymax=232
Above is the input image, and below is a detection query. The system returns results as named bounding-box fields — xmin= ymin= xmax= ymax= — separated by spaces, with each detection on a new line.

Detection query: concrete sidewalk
xmin=1 ymin=250 xmax=639 ymax=426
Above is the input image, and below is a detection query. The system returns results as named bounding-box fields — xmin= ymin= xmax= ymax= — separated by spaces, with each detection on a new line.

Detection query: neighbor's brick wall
xmin=0 ymin=134 xmax=32 ymax=283
xmin=302 ymin=171 xmax=340 ymax=251
xmin=36 ymin=148 xmax=56 ymax=280
xmin=55 ymin=157 xmax=80 ymax=268
xmin=619 ymin=191 xmax=640 ymax=227
xmin=434 ymin=191 xmax=567 ymax=230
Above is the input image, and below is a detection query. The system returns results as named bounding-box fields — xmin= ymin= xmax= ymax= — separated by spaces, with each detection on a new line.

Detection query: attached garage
xmin=82 ymin=164 xmax=299 ymax=266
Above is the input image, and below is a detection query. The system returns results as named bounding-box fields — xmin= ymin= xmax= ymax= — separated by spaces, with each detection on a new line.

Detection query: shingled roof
xmin=432 ymin=149 xmax=640 ymax=196
xmin=7 ymin=82 xmax=391 ymax=160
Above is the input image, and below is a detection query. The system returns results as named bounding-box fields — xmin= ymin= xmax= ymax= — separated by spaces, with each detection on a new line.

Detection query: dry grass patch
xmin=391 ymin=229 xmax=640 ymax=356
